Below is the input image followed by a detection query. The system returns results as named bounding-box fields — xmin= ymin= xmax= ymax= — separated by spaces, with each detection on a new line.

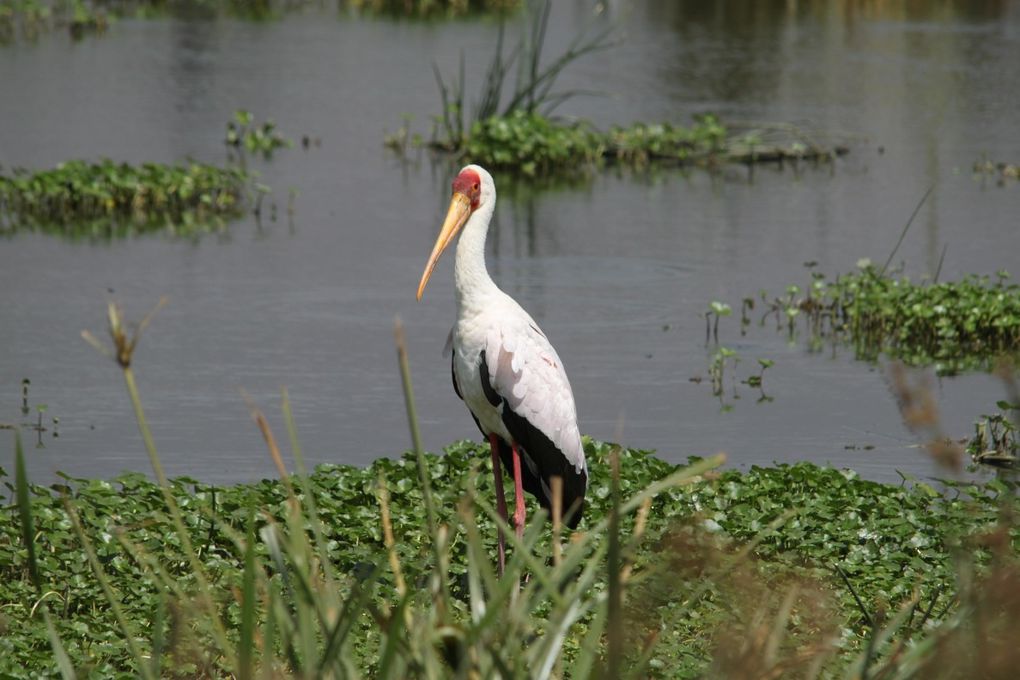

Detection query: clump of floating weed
xmin=420 ymin=108 xmax=847 ymax=178
xmin=0 ymin=0 xmax=109 ymax=44
xmin=393 ymin=0 xmax=847 ymax=177
xmin=225 ymin=109 xmax=292 ymax=158
xmin=973 ymin=159 xmax=1020 ymax=184
xmin=0 ymin=159 xmax=252 ymax=237
xmin=343 ymin=0 xmax=520 ymax=17
xmin=969 ymin=406 xmax=1019 ymax=468
xmin=752 ymin=263 xmax=1020 ymax=374
xmin=967 ymin=360 xmax=1020 ymax=468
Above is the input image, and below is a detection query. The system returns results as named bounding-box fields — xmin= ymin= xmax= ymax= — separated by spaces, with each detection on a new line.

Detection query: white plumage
xmin=417 ymin=164 xmax=588 ymax=571
xmin=453 ymin=295 xmax=587 ymax=476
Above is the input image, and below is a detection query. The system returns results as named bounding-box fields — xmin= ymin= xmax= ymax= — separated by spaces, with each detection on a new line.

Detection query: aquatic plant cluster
xmin=2 ymin=437 xmax=1017 ymax=676
xmin=0 ymin=0 xmax=109 ymax=43
xmin=405 ymin=111 xmax=846 ymax=177
xmin=225 ymin=109 xmax=292 ymax=156
xmin=0 ymin=0 xmax=519 ymax=43
xmin=973 ymin=159 xmax=1020 ymax=184
xmin=968 ymin=398 xmax=1019 ymax=468
xmin=0 ymin=159 xmax=251 ymax=238
xmin=395 ymin=0 xmax=848 ymax=177
xmin=344 ymin=0 xmax=519 ymax=16
xmin=757 ymin=265 xmax=1020 ymax=374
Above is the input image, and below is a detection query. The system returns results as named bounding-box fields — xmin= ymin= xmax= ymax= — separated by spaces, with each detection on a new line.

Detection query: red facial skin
xmin=452 ymin=169 xmax=482 ymax=209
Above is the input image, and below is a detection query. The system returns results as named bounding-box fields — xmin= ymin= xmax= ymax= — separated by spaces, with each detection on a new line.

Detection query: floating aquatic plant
xmin=969 ymin=408 xmax=1019 ymax=468
xmin=390 ymin=0 xmax=848 ymax=176
xmin=973 ymin=159 xmax=1020 ymax=184
xmin=343 ymin=0 xmax=520 ymax=17
xmin=0 ymin=159 xmax=254 ymax=238
xmin=751 ymin=264 xmax=1020 ymax=375
xmin=225 ymin=109 xmax=292 ymax=157
xmin=392 ymin=110 xmax=847 ymax=177
xmin=0 ymin=0 xmax=110 ymax=43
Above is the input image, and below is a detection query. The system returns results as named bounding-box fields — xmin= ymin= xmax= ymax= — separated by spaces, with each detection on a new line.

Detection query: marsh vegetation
xmin=2 ymin=303 xmax=1019 ymax=677
xmin=0 ymin=160 xmax=255 ymax=238
xmin=386 ymin=0 xmax=848 ymax=177
xmin=745 ymin=264 xmax=1020 ymax=376
xmin=5 ymin=400 xmax=1020 ymax=677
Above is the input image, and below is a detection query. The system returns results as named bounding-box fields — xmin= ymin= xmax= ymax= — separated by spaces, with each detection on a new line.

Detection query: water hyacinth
xmin=424 ymin=111 xmax=847 ymax=178
xmin=1 ymin=300 xmax=1019 ymax=677
xmin=3 ymin=439 xmax=1018 ymax=677
xmin=344 ymin=0 xmax=521 ymax=16
xmin=0 ymin=159 xmax=252 ymax=238
xmin=753 ymin=265 xmax=1020 ymax=374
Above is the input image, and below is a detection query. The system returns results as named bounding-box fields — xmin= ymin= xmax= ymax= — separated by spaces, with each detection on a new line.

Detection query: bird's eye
xmin=473 ymin=183 xmax=480 ymax=192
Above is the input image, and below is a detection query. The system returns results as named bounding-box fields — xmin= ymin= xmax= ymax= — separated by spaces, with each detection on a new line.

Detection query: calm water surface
xmin=1 ymin=2 xmax=1018 ymax=485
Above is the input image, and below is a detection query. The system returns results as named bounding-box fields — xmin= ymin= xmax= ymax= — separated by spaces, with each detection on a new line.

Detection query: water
xmin=1 ymin=1 xmax=1018 ymax=486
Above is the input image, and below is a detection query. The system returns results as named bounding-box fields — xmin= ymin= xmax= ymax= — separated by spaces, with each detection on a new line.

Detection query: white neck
xmin=454 ymin=197 xmax=500 ymax=311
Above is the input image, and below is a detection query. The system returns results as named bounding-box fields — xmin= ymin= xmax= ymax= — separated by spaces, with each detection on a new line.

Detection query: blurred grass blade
xmin=606 ymin=446 xmax=623 ymax=678
xmin=64 ymin=499 xmax=156 ymax=680
xmin=150 ymin=593 xmax=165 ymax=679
xmin=14 ymin=430 xmax=41 ymax=594
xmin=281 ymin=387 xmax=339 ymax=588
xmin=260 ymin=580 xmax=280 ymax=680
xmin=320 ymin=564 xmax=381 ymax=672
xmin=42 ymin=608 xmax=76 ymax=680
xmin=393 ymin=316 xmax=449 ymax=609
xmin=393 ymin=317 xmax=437 ymax=529
xmin=570 ymin=600 xmax=608 ymax=680
xmin=239 ymin=523 xmax=257 ymax=680
xmin=376 ymin=592 xmax=413 ymax=679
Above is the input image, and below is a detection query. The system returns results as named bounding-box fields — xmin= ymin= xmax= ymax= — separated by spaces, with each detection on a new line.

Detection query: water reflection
xmin=169 ymin=18 xmax=220 ymax=116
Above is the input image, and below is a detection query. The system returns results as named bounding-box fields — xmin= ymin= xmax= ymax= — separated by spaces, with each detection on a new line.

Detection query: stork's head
xmin=416 ymin=165 xmax=494 ymax=301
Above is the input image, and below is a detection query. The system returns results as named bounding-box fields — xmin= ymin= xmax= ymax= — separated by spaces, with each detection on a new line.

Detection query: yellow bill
xmin=416 ymin=192 xmax=472 ymax=300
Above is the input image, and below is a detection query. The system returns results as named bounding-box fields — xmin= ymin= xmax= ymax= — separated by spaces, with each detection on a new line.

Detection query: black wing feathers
xmin=479 ymin=351 xmax=587 ymax=529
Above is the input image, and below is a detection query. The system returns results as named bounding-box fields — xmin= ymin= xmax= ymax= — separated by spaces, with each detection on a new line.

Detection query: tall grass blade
xmin=606 ymin=446 xmax=624 ymax=677
xmin=376 ymin=592 xmax=413 ymax=679
xmin=377 ymin=473 xmax=408 ymax=597
xmin=150 ymin=593 xmax=165 ymax=679
xmin=239 ymin=523 xmax=257 ymax=680
xmin=393 ymin=316 xmax=448 ymax=605
xmin=84 ymin=299 xmax=234 ymax=664
xmin=63 ymin=499 xmax=156 ymax=680
xmin=319 ymin=564 xmax=381 ymax=672
xmin=14 ymin=430 xmax=41 ymax=594
xmin=881 ymin=184 xmax=935 ymax=276
xmin=571 ymin=601 xmax=608 ymax=680
xmin=260 ymin=579 xmax=280 ymax=680
xmin=42 ymin=608 xmax=76 ymax=680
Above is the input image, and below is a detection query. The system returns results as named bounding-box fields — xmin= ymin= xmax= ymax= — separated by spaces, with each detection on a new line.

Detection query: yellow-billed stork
xmin=416 ymin=164 xmax=588 ymax=573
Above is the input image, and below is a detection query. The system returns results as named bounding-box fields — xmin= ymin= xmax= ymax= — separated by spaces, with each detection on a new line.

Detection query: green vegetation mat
xmin=755 ymin=265 xmax=1020 ymax=375
xmin=2 ymin=439 xmax=1016 ymax=676
xmin=468 ymin=112 xmax=844 ymax=175
xmin=395 ymin=111 xmax=845 ymax=177
xmin=0 ymin=159 xmax=252 ymax=238
xmin=0 ymin=0 xmax=519 ymax=43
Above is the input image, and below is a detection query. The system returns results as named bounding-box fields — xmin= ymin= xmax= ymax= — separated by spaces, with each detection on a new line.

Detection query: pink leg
xmin=488 ymin=434 xmax=507 ymax=577
xmin=511 ymin=443 xmax=526 ymax=541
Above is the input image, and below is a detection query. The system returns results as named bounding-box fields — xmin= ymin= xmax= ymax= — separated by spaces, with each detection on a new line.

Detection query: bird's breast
xmin=452 ymin=331 xmax=510 ymax=442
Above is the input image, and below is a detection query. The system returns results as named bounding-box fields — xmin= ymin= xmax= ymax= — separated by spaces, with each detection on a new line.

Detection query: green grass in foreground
xmin=0 ymin=159 xmax=254 ymax=239
xmin=2 ymin=437 xmax=1018 ymax=677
